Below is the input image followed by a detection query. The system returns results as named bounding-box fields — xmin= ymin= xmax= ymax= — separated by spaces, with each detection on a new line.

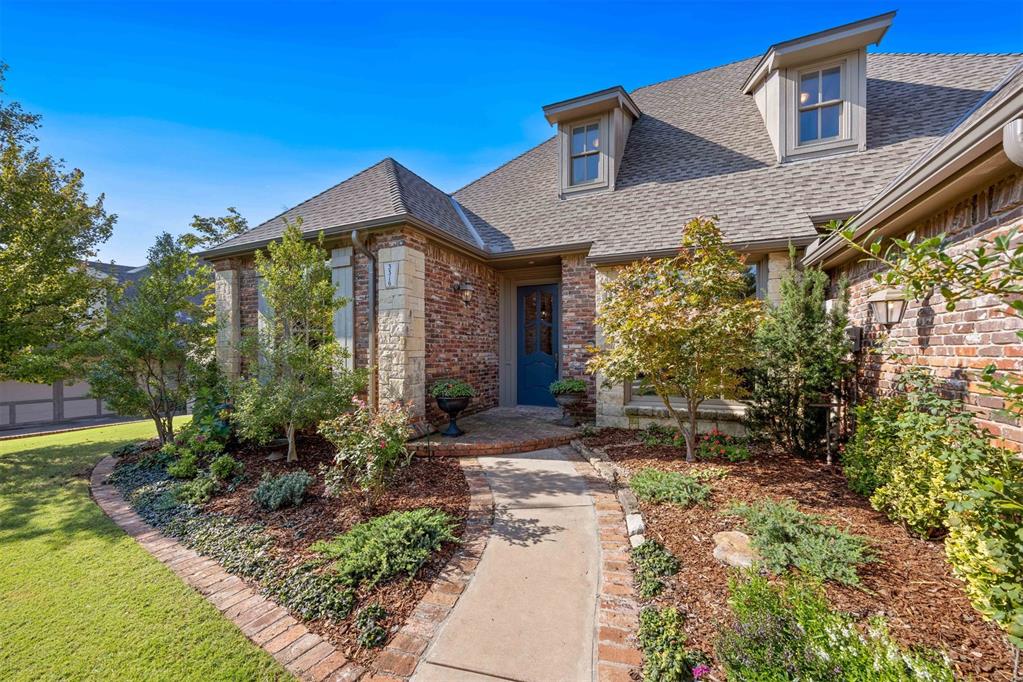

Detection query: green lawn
xmin=0 ymin=421 xmax=288 ymax=681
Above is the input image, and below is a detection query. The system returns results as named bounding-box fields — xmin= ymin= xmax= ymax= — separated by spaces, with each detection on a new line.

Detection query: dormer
xmin=543 ymin=86 xmax=641 ymax=197
xmin=742 ymin=11 xmax=895 ymax=163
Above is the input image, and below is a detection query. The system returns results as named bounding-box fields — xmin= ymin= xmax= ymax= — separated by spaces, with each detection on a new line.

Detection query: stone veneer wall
xmin=560 ymin=254 xmax=597 ymax=418
xmin=422 ymin=240 xmax=500 ymax=426
xmin=833 ymin=170 xmax=1023 ymax=451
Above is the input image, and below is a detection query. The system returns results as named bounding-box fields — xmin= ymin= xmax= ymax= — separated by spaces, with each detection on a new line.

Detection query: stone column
xmin=766 ymin=251 xmax=792 ymax=306
xmin=376 ymin=245 xmax=426 ymax=423
xmin=214 ymin=264 xmax=241 ymax=379
xmin=594 ymin=266 xmax=628 ymax=427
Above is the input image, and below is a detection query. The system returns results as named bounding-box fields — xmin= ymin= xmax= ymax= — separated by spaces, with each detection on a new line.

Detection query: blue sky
xmin=3 ymin=1 xmax=1021 ymax=265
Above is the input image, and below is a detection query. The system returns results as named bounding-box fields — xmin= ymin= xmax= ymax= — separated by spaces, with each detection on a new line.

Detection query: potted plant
xmin=549 ymin=378 xmax=587 ymax=426
xmin=430 ymin=378 xmax=475 ymax=437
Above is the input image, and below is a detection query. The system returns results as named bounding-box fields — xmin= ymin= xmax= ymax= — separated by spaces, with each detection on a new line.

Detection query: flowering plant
xmin=320 ymin=400 xmax=411 ymax=506
xmin=696 ymin=428 xmax=750 ymax=463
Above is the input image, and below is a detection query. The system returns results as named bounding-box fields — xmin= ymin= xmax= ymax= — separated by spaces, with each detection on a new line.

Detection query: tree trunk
xmin=286 ymin=422 xmax=297 ymax=462
xmin=659 ymin=392 xmax=695 ymax=463
xmin=686 ymin=399 xmax=700 ymax=464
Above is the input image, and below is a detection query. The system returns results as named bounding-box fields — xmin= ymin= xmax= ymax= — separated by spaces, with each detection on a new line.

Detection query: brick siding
xmin=834 ymin=170 xmax=1023 ymax=450
xmin=560 ymin=254 xmax=597 ymax=418
xmin=423 ymin=241 xmax=500 ymax=426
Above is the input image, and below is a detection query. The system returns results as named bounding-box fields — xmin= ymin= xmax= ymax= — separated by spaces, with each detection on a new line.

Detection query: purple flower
xmin=692 ymin=664 xmax=711 ymax=680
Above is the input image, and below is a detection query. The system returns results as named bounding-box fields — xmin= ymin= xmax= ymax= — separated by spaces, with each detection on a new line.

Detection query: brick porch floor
xmin=409 ymin=406 xmax=580 ymax=457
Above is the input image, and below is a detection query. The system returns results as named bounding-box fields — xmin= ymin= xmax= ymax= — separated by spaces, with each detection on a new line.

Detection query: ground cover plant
xmin=0 ymin=421 xmax=284 ymax=680
xmin=716 ymin=574 xmax=955 ymax=681
xmin=581 ymin=428 xmax=1015 ymax=679
xmin=630 ymin=467 xmax=711 ymax=506
xmin=695 ymin=430 xmax=750 ymax=463
xmin=110 ymin=430 xmax=469 ymax=667
xmin=638 ymin=606 xmax=710 ymax=682
xmin=728 ymin=498 xmax=874 ymax=586
xmin=312 ymin=508 xmax=459 ymax=589
xmin=632 ymin=539 xmax=680 ymax=599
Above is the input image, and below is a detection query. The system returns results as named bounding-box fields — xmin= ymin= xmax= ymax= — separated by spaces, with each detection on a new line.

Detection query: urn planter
xmin=553 ymin=391 xmax=584 ymax=427
xmin=436 ymin=396 xmax=471 ymax=437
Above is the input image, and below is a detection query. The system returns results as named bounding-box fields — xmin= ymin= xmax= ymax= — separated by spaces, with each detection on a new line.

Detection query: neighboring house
xmin=0 ymin=262 xmax=146 ymax=431
xmin=201 ymin=13 xmax=1023 ymax=448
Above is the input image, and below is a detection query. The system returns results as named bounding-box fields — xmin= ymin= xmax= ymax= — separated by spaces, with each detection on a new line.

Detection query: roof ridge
xmin=381 ymin=157 xmax=409 ymax=216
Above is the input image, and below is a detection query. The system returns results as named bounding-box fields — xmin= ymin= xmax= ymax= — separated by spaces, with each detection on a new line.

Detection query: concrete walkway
xmin=413 ymin=448 xmax=599 ymax=682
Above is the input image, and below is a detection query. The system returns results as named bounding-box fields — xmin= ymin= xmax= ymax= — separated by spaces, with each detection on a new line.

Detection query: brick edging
xmin=563 ymin=447 xmax=643 ymax=682
xmin=408 ymin=434 xmax=575 ymax=457
xmin=89 ymin=455 xmax=495 ymax=682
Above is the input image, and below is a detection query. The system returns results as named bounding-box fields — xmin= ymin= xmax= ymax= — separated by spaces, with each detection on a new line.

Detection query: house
xmin=201 ymin=13 xmax=1023 ymax=447
xmin=0 ymin=262 xmax=146 ymax=431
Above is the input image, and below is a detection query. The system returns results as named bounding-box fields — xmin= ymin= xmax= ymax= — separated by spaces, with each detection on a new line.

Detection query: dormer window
xmin=570 ymin=121 xmax=602 ymax=185
xmin=741 ymin=12 xmax=894 ymax=163
xmin=542 ymin=85 xmax=641 ymax=196
xmin=798 ymin=66 xmax=842 ymax=144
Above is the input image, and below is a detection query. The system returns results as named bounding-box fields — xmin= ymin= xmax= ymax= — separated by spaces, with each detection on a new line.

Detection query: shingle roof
xmin=210 ymin=157 xmax=479 ymax=253
xmin=454 ymin=53 xmax=1022 ymax=258
xmin=206 ymin=52 xmax=1022 ymax=261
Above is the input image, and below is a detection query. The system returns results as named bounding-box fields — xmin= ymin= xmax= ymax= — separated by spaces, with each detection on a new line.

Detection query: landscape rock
xmin=625 ymin=513 xmax=646 ymax=537
xmin=629 ymin=534 xmax=646 ymax=548
xmin=712 ymin=530 xmax=759 ymax=568
xmin=617 ymin=489 xmax=640 ymax=515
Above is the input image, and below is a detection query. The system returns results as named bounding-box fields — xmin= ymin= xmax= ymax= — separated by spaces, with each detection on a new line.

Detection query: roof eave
xmin=586 ymin=234 xmax=819 ymax=266
xmin=542 ymin=85 xmax=641 ymax=124
xmin=741 ymin=11 xmax=896 ymax=94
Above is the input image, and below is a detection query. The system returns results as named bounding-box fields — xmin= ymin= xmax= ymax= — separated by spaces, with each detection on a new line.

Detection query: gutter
xmin=351 ymin=230 xmax=378 ymax=411
xmin=585 ymin=234 xmax=818 ymax=266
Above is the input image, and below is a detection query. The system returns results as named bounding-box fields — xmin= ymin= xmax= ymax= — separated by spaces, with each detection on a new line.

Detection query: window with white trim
xmin=569 ymin=121 xmax=601 ymax=185
xmin=797 ymin=65 xmax=843 ymax=145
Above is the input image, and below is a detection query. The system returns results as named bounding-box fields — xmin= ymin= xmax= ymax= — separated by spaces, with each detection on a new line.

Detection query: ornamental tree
xmin=745 ymin=248 xmax=854 ymax=458
xmin=0 ymin=64 xmax=115 ymax=380
xmin=233 ymin=222 xmax=364 ymax=462
xmin=87 ymin=233 xmax=214 ymax=444
xmin=588 ymin=217 xmax=762 ymax=462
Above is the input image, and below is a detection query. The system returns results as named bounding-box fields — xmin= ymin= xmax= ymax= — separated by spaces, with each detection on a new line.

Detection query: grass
xmin=0 ymin=421 xmax=287 ymax=681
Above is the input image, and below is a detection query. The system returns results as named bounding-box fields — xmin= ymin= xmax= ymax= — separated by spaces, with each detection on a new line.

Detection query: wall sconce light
xmin=453 ymin=281 xmax=474 ymax=305
xmin=867 ymin=288 xmax=908 ymax=326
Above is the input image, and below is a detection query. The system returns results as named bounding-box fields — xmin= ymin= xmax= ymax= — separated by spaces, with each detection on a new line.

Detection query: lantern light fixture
xmin=453 ymin=281 xmax=475 ymax=305
xmin=867 ymin=287 xmax=907 ymax=326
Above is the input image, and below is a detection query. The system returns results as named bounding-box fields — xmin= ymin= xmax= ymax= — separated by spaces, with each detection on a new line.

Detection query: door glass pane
xmin=524 ymin=291 xmax=537 ymax=321
xmin=820 ymin=103 xmax=841 ymax=139
xmin=540 ymin=325 xmax=552 ymax=355
xmin=586 ymin=123 xmax=600 ymax=150
xmin=799 ymin=109 xmax=818 ymax=143
xmin=540 ymin=291 xmax=553 ymax=321
xmin=799 ymin=72 xmax=819 ymax=107
xmin=571 ymin=127 xmax=585 ymax=155
xmin=524 ymin=323 xmax=536 ymax=354
xmin=821 ymin=67 xmax=841 ymax=101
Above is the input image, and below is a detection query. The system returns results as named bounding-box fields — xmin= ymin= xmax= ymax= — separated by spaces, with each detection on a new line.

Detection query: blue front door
xmin=517 ymin=284 xmax=559 ymax=406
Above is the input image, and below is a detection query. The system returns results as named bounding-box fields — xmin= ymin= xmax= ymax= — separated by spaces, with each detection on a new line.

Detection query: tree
xmin=0 ymin=63 xmax=115 ymax=380
xmin=588 ymin=217 xmax=762 ymax=462
xmin=233 ymin=222 xmax=364 ymax=462
xmin=745 ymin=249 xmax=854 ymax=457
xmin=185 ymin=207 xmax=249 ymax=250
xmin=87 ymin=233 xmax=214 ymax=444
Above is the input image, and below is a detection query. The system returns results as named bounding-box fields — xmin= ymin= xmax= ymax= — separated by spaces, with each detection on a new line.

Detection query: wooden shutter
xmin=331 ymin=247 xmax=354 ymax=369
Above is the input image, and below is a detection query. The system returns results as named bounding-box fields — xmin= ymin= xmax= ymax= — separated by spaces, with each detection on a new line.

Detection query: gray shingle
xmin=209 ymin=157 xmax=476 ymax=253
xmin=454 ymin=53 xmax=1022 ymax=258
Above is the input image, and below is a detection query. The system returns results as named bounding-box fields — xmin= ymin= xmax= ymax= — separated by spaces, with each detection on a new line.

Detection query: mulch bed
xmin=138 ymin=434 xmax=470 ymax=668
xmin=583 ymin=429 xmax=1015 ymax=681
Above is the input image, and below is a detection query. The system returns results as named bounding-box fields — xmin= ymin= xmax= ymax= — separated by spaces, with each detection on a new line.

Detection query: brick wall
xmin=423 ymin=240 xmax=500 ymax=426
xmin=834 ymin=170 xmax=1023 ymax=450
xmin=560 ymin=254 xmax=597 ymax=418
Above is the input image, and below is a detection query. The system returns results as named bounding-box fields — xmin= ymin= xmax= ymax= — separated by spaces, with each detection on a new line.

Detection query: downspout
xmin=351 ymin=230 xmax=378 ymax=410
